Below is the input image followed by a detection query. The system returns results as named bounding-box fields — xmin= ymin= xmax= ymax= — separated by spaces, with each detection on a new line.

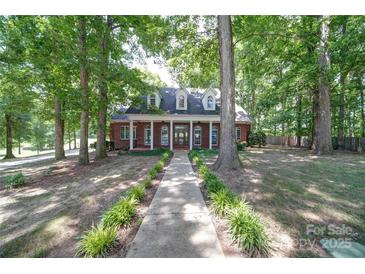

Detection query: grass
xmin=127 ymin=184 xmax=146 ymax=202
xmin=4 ymin=172 xmax=26 ymax=188
xmin=199 ymin=146 xmax=365 ymax=256
xmin=189 ymin=149 xmax=269 ymax=257
xmin=77 ymin=225 xmax=117 ymax=258
xmin=101 ymin=198 xmax=137 ymax=229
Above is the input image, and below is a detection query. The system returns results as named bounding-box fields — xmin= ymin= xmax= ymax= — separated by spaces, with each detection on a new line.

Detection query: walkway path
xmin=126 ymin=151 xmax=224 ymax=258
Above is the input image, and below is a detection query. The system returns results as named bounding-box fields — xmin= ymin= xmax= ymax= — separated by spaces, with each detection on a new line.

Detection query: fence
xmin=266 ymin=136 xmax=365 ymax=152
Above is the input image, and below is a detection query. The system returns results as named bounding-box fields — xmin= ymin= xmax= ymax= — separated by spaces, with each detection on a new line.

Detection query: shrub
xmin=127 ymin=184 xmax=146 ymax=202
xmin=77 ymin=225 xmax=116 ymax=258
xmin=248 ymin=130 xmax=266 ymax=147
xmin=4 ymin=172 xmax=26 ymax=188
xmin=154 ymin=160 xmax=164 ymax=173
xmin=102 ymin=198 xmax=137 ymax=229
xmin=141 ymin=178 xmax=152 ymax=189
xmin=228 ymin=207 xmax=269 ymax=257
xmin=147 ymin=168 xmax=158 ymax=180
xmin=197 ymin=164 xmax=209 ymax=178
xmin=237 ymin=142 xmax=246 ymax=151
xmin=209 ymin=188 xmax=239 ymax=216
xmin=206 ymin=177 xmax=227 ymax=194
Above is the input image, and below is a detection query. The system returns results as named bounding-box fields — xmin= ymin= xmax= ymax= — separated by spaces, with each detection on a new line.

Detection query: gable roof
xmin=112 ymin=88 xmax=252 ymax=123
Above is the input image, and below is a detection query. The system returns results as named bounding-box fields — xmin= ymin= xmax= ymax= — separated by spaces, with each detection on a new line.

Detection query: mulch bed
xmin=107 ymin=157 xmax=171 ymax=257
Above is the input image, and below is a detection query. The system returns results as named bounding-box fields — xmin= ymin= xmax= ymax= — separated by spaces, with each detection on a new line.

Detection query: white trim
xmin=111 ymin=113 xmax=251 ymax=124
xmin=170 ymin=120 xmax=173 ymax=150
xmin=129 ymin=121 xmax=133 ymax=150
xmin=189 ymin=120 xmax=193 ymax=150
xmin=209 ymin=121 xmax=212 ymax=149
xmin=150 ymin=120 xmax=154 ymax=150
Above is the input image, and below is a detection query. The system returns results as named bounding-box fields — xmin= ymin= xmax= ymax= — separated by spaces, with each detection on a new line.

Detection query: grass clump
xmin=141 ymin=178 xmax=152 ymax=189
xmin=188 ymin=150 xmax=270 ymax=257
xmin=210 ymin=188 xmax=240 ymax=216
xmin=5 ymin=172 xmax=26 ymax=188
xmin=127 ymin=184 xmax=146 ymax=202
xmin=147 ymin=168 xmax=158 ymax=180
xmin=102 ymin=198 xmax=137 ymax=229
xmin=77 ymin=225 xmax=117 ymax=258
xmin=228 ymin=207 xmax=269 ymax=257
xmin=153 ymin=160 xmax=164 ymax=173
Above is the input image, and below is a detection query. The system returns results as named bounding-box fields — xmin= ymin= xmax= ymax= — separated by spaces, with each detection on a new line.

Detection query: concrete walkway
xmin=126 ymin=151 xmax=224 ymax=258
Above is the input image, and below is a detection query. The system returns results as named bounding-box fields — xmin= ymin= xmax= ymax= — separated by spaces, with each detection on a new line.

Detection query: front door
xmin=174 ymin=125 xmax=189 ymax=148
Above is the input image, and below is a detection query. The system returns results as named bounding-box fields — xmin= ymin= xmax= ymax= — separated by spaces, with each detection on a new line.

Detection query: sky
xmin=142 ymin=58 xmax=177 ymax=87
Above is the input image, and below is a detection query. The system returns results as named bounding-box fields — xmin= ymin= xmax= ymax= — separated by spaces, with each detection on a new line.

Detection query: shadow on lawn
xmin=0 ymin=155 xmax=157 ymax=258
xmin=206 ymin=147 xmax=365 ymax=257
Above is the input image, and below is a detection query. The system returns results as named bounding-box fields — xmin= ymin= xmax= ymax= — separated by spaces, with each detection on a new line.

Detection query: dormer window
xmin=150 ymin=94 xmax=156 ymax=106
xmin=176 ymin=89 xmax=188 ymax=110
xmin=147 ymin=92 xmax=161 ymax=109
xmin=178 ymin=95 xmax=185 ymax=108
xmin=207 ymin=96 xmax=213 ymax=109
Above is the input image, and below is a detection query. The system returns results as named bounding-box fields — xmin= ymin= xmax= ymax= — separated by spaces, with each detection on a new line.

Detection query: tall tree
xmin=95 ymin=16 xmax=112 ymax=159
xmin=313 ymin=15 xmax=333 ymax=155
xmin=213 ymin=15 xmax=241 ymax=171
xmin=78 ymin=16 xmax=90 ymax=165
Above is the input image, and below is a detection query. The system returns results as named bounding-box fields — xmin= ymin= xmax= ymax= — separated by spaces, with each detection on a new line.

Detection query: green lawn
xmin=200 ymin=146 xmax=365 ymax=257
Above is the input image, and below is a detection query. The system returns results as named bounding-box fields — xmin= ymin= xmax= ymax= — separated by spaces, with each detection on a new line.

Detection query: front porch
xmin=110 ymin=116 xmax=249 ymax=151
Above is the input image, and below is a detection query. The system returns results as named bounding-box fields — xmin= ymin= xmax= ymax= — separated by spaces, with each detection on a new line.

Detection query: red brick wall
xmin=110 ymin=121 xmax=250 ymax=150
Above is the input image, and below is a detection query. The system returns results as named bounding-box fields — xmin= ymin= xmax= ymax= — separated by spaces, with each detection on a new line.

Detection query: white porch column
xmin=170 ymin=120 xmax=173 ymax=150
xmin=129 ymin=120 xmax=133 ymax=150
xmin=209 ymin=121 xmax=212 ymax=149
xmin=189 ymin=120 xmax=193 ymax=150
xmin=150 ymin=120 xmax=154 ymax=150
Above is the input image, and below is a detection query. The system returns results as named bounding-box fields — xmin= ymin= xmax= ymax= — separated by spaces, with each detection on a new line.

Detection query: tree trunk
xmin=55 ymin=94 xmax=66 ymax=160
xmin=311 ymin=89 xmax=319 ymax=150
xmin=68 ymin=125 xmax=71 ymax=150
xmin=213 ymin=15 xmax=241 ymax=171
xmin=18 ymin=138 xmax=21 ymax=155
xmin=96 ymin=16 xmax=112 ymax=160
xmin=338 ymin=73 xmax=346 ymax=149
xmin=360 ymin=76 xmax=365 ymax=138
xmin=4 ymin=114 xmax=15 ymax=159
xmin=314 ymin=15 xmax=333 ymax=155
xmin=296 ymin=94 xmax=302 ymax=147
xmin=78 ymin=16 xmax=90 ymax=165
xmin=73 ymin=128 xmax=77 ymax=149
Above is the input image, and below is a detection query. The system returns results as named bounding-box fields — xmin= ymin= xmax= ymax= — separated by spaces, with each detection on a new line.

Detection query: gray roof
xmin=111 ymin=88 xmax=251 ymax=123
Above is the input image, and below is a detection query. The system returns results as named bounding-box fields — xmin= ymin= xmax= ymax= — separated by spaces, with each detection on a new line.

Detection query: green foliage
xmin=4 ymin=172 xmax=26 ymax=188
xmin=141 ymin=178 xmax=153 ymax=189
xmin=77 ymin=225 xmax=117 ymax=258
xmin=147 ymin=168 xmax=158 ymax=180
xmin=237 ymin=142 xmax=246 ymax=151
xmin=189 ymin=151 xmax=269 ymax=257
xmin=154 ymin=160 xmax=164 ymax=173
xmin=101 ymin=198 xmax=137 ymax=229
xmin=210 ymin=188 xmax=239 ymax=216
xmin=228 ymin=207 xmax=269 ymax=257
xmin=248 ymin=130 xmax=266 ymax=147
xmin=127 ymin=184 xmax=146 ymax=202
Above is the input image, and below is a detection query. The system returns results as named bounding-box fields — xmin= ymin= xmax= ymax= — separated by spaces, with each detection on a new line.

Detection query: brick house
xmin=110 ymin=88 xmax=251 ymax=150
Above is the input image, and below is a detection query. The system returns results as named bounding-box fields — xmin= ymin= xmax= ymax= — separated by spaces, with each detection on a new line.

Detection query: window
xmin=194 ymin=126 xmax=201 ymax=146
xmin=235 ymin=127 xmax=241 ymax=141
xmin=161 ymin=125 xmax=168 ymax=145
xmin=212 ymin=127 xmax=218 ymax=145
xmin=207 ymin=96 xmax=213 ymax=109
xmin=144 ymin=127 xmax=151 ymax=145
xmin=150 ymin=94 xmax=156 ymax=106
xmin=120 ymin=126 xmax=129 ymax=140
xmin=121 ymin=126 xmax=136 ymax=140
xmin=178 ymin=95 xmax=185 ymax=108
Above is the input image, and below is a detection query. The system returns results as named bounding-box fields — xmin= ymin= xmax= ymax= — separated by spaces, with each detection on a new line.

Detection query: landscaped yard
xmin=199 ymin=146 xmax=365 ymax=257
xmin=0 ymin=152 xmax=160 ymax=257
